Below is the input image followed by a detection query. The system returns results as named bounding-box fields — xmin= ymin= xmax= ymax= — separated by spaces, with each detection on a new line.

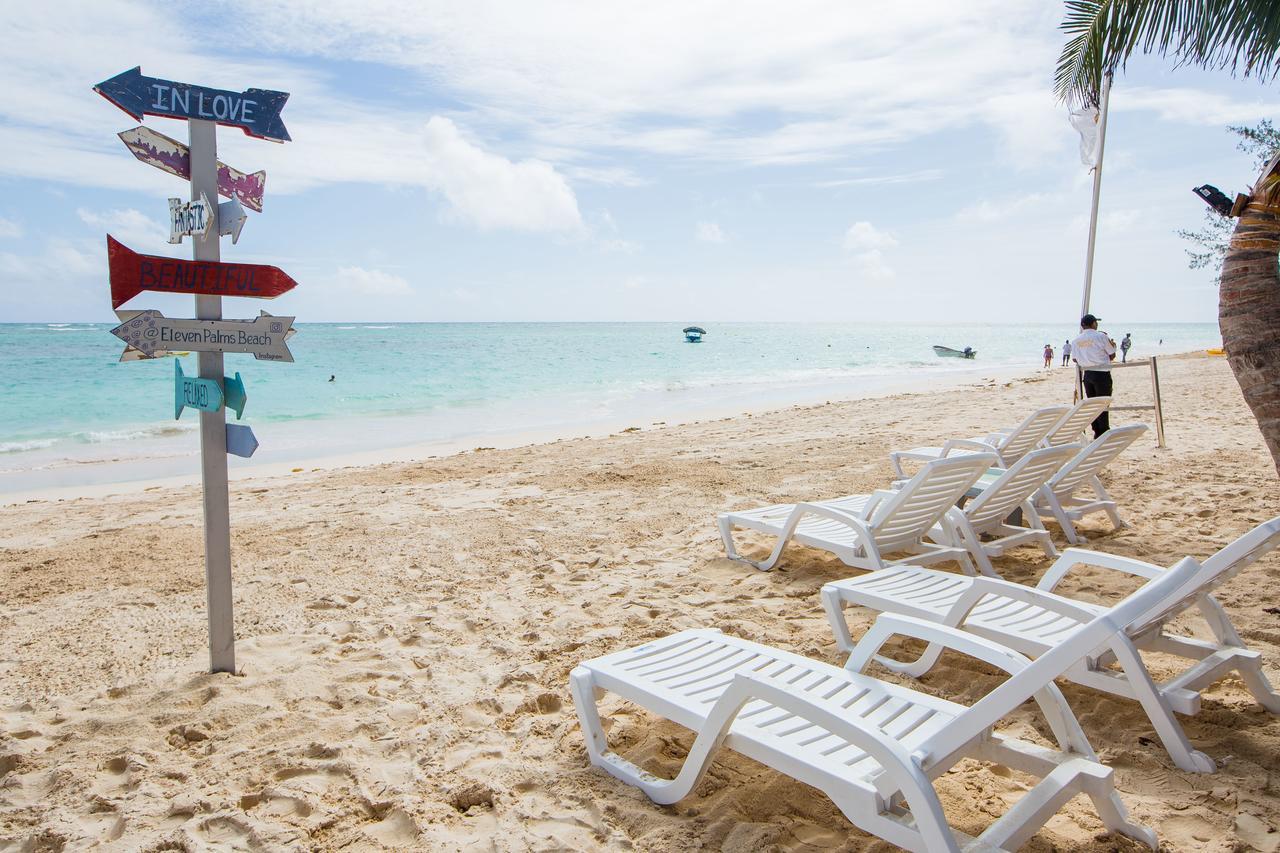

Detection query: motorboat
xmin=933 ymin=345 xmax=975 ymax=359
xmin=684 ymin=326 xmax=707 ymax=343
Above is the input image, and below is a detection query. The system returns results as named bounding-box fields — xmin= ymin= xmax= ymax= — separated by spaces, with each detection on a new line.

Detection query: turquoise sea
xmin=0 ymin=321 xmax=1220 ymax=494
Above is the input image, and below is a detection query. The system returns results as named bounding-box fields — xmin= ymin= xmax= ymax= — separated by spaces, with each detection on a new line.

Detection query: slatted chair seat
xmin=822 ymin=516 xmax=1280 ymax=773
xmin=571 ymin=561 xmax=1202 ymax=850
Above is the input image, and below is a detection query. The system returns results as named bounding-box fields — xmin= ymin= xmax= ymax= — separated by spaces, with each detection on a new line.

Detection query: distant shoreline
xmin=3 ymin=351 xmax=1213 ymax=504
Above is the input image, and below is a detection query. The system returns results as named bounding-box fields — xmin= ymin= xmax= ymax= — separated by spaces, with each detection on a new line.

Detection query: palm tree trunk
xmin=1219 ymin=159 xmax=1280 ymax=476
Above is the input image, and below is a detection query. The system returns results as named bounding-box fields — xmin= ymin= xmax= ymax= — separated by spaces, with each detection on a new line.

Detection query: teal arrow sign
xmin=224 ymin=372 xmax=248 ymax=420
xmin=175 ymin=360 xmax=223 ymax=420
xmin=226 ymin=424 xmax=259 ymax=458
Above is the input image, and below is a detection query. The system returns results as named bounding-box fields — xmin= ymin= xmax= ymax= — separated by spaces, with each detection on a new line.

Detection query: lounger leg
xmin=1193 ymin=597 xmax=1280 ymax=712
xmin=822 ymin=584 xmax=856 ymax=653
xmin=1042 ymin=491 xmax=1083 ymax=545
xmin=1079 ymin=767 xmax=1160 ymax=850
xmin=1091 ymin=476 xmax=1125 ymax=529
xmin=569 ymin=666 xmax=749 ymax=805
xmin=718 ymin=514 xmax=789 ymax=571
xmin=1024 ymin=501 xmax=1058 ymax=558
xmin=1106 ymin=642 xmax=1216 ymax=773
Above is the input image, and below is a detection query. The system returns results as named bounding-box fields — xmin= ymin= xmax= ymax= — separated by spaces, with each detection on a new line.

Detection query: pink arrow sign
xmin=118 ymin=126 xmax=266 ymax=213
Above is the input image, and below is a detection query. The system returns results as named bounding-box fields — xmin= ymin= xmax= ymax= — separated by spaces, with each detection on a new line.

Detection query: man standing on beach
xmin=1061 ymin=339 xmax=1071 ymax=367
xmin=1120 ymin=333 xmax=1132 ymax=363
xmin=1071 ymin=314 xmax=1116 ymax=437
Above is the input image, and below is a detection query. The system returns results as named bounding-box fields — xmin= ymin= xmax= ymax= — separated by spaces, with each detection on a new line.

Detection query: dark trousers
xmin=1082 ymin=369 xmax=1112 ymax=437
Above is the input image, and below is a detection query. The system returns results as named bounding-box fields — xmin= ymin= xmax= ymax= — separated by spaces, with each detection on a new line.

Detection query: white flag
xmin=1069 ymin=106 xmax=1101 ymax=168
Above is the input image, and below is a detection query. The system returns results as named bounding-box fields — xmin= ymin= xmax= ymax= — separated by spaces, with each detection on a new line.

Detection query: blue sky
xmin=0 ymin=1 xmax=1275 ymax=323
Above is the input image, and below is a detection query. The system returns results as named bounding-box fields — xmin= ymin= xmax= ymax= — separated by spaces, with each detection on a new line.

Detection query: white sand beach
xmin=3 ymin=352 xmax=1279 ymax=851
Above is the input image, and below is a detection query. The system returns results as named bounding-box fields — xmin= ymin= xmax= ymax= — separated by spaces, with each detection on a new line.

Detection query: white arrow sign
xmin=168 ymin=192 xmax=213 ymax=244
xmin=111 ymin=310 xmax=295 ymax=362
xmin=218 ymin=196 xmax=247 ymax=244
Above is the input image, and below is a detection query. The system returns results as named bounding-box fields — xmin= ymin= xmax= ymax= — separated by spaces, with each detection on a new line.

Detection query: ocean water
xmin=0 ymin=321 xmax=1219 ymax=493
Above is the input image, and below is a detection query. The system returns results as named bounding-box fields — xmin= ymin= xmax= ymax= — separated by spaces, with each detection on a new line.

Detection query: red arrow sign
xmin=107 ymin=236 xmax=298 ymax=309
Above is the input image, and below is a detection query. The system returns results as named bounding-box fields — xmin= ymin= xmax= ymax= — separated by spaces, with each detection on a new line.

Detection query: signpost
xmin=218 ymin=197 xmax=247 ymax=244
xmin=169 ymin=192 xmax=213 ymax=243
xmin=175 ymin=360 xmax=224 ymax=418
xmin=226 ymin=425 xmax=259 ymax=458
xmin=95 ymin=68 xmax=294 ymax=674
xmin=95 ymin=67 xmax=290 ymax=142
xmin=111 ymin=310 xmax=295 ymax=361
xmin=108 ymin=236 xmax=297 ymax=308
xmin=119 ymin=126 xmax=266 ymax=212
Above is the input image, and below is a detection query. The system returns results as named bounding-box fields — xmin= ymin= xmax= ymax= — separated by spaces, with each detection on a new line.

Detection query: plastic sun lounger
xmin=889 ymin=404 xmax=1070 ymax=478
xmin=718 ymin=454 xmax=995 ymax=574
xmin=1040 ymin=396 xmax=1111 ymax=448
xmin=1030 ymin=424 xmax=1146 ymax=544
xmin=570 ymin=558 xmax=1202 ymax=851
xmin=937 ymin=444 xmax=1080 ymax=578
xmin=821 ymin=516 xmax=1280 ymax=773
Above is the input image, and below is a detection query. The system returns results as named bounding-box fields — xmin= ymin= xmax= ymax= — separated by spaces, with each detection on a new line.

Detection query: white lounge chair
xmin=889 ymin=404 xmax=1069 ymax=478
xmin=1040 ymin=396 xmax=1111 ymax=448
xmin=821 ymin=516 xmax=1280 ymax=773
xmin=718 ymin=453 xmax=995 ymax=573
xmin=939 ymin=444 xmax=1080 ymax=577
xmin=570 ymin=559 xmax=1201 ymax=850
xmin=1030 ymin=424 xmax=1146 ymax=544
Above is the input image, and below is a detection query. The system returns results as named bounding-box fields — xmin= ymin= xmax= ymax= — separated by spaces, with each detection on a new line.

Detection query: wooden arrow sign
xmin=95 ymin=67 xmax=290 ymax=142
xmin=226 ymin=424 xmax=259 ymax=458
xmin=175 ymin=360 xmax=223 ymax=419
xmin=218 ymin=197 xmax=247 ymax=244
xmin=107 ymin=236 xmax=297 ymax=308
xmin=118 ymin=126 xmax=265 ymax=212
xmin=169 ymin=192 xmax=213 ymax=244
xmin=111 ymin=310 xmax=295 ymax=362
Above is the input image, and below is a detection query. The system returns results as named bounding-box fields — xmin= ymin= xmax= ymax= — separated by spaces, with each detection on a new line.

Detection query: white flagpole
xmin=1080 ymin=70 xmax=1113 ymax=317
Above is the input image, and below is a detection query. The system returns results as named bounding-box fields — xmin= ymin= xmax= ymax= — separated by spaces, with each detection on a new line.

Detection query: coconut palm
xmin=1055 ymin=0 xmax=1280 ymax=474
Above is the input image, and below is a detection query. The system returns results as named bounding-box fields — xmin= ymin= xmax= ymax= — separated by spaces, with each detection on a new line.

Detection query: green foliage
xmin=1178 ymin=121 xmax=1280 ymax=276
xmin=1056 ymin=0 xmax=1280 ymax=106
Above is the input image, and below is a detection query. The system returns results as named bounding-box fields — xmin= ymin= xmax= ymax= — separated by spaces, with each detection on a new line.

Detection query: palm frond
xmin=1055 ymin=0 xmax=1280 ymax=106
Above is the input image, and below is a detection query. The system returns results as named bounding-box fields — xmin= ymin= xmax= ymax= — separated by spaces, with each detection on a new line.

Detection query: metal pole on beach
xmin=189 ymin=118 xmax=235 ymax=674
xmin=1079 ymin=71 xmax=1112 ymax=318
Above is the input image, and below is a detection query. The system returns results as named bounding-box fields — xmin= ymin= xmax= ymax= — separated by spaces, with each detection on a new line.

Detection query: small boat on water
xmin=684 ymin=326 xmax=707 ymax=343
xmin=933 ymin=345 xmax=976 ymax=359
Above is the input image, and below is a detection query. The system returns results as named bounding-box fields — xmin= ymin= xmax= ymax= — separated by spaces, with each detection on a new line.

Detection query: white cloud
xmin=334 ymin=266 xmax=412 ymax=295
xmin=0 ymin=217 xmax=21 ymax=239
xmin=419 ymin=117 xmax=584 ymax=233
xmin=76 ymin=207 xmax=172 ymax=251
xmin=842 ymin=221 xmax=898 ymax=280
xmin=696 ymin=221 xmax=726 ymax=243
xmin=843 ymin=221 xmax=898 ymax=252
xmin=955 ymin=192 xmax=1050 ymax=223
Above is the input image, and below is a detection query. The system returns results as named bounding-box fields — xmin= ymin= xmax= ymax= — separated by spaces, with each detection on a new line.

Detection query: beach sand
xmin=2 ymin=352 xmax=1278 ymax=851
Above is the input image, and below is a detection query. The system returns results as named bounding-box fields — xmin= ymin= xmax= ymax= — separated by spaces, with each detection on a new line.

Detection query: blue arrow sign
xmin=94 ymin=67 xmax=290 ymax=143
xmin=174 ymin=360 xmax=224 ymax=420
xmin=226 ymin=424 xmax=259 ymax=458
xmin=224 ymin=372 xmax=248 ymax=420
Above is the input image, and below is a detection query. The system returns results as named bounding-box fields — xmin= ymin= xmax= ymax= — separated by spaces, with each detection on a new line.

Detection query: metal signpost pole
xmin=189 ymin=118 xmax=235 ymax=673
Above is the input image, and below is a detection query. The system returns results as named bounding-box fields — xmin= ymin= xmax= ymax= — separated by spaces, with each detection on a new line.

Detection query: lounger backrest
xmin=1045 ymin=424 xmax=1146 ymax=498
xmin=964 ymin=444 xmax=1078 ymax=530
xmin=931 ymin=555 xmax=1202 ymax=762
xmin=1043 ymin=396 xmax=1111 ymax=447
xmin=1127 ymin=516 xmax=1280 ymax=637
xmin=869 ymin=453 xmax=996 ymax=552
xmin=997 ymin=405 xmax=1071 ymax=463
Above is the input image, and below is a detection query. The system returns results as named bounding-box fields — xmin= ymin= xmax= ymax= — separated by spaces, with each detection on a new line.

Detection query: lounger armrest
xmin=1036 ymin=548 xmax=1167 ymax=593
xmin=847 ymin=613 xmax=1032 ymax=680
xmin=852 ymin=614 xmax=1099 ymax=768
xmin=942 ymin=577 xmax=1100 ymax=628
xmin=791 ymin=503 xmax=877 ymax=541
xmin=942 ymin=437 xmax=999 ymax=455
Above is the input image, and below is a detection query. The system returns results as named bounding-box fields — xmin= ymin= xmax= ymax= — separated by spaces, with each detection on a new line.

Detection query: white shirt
xmin=1071 ymin=328 xmax=1116 ymax=370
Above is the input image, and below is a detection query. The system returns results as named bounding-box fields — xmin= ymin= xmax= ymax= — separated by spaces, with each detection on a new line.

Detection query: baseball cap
xmin=1081 ymin=313 xmax=1101 ymax=326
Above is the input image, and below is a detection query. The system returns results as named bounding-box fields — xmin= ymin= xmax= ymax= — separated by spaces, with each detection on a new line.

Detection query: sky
xmin=0 ymin=1 xmax=1276 ymax=324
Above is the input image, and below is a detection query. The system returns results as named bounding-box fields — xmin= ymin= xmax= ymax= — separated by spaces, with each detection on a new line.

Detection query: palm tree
xmin=1055 ymin=1 xmax=1280 ymax=473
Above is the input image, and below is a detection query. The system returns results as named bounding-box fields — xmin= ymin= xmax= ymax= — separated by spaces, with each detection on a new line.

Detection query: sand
xmin=2 ymin=352 xmax=1278 ymax=852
